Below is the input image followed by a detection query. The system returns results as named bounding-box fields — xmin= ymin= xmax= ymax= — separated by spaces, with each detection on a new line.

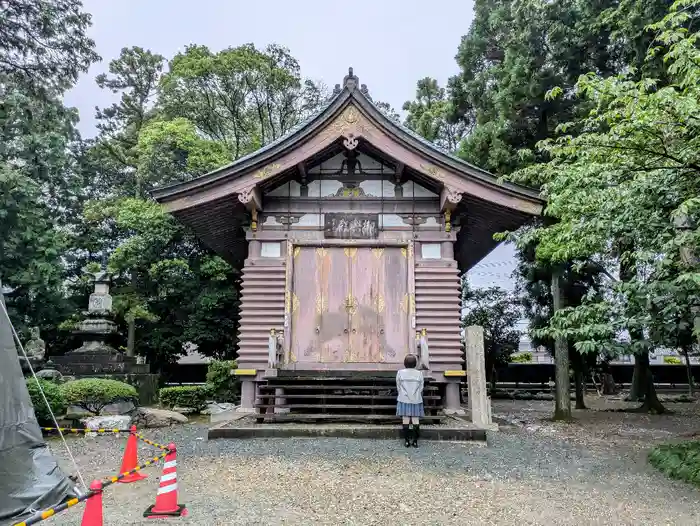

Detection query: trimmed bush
xmin=26 ymin=378 xmax=67 ymax=425
xmin=511 ymin=352 xmax=533 ymax=363
xmin=61 ymin=378 xmax=138 ymax=415
xmin=649 ymin=442 xmax=700 ymax=486
xmin=205 ymin=360 xmax=239 ymax=403
xmin=159 ymin=385 xmax=210 ymax=412
xmin=663 ymin=355 xmax=682 ymax=364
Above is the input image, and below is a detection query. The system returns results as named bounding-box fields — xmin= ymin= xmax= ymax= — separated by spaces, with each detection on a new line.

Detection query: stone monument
xmin=19 ymin=326 xmax=47 ymax=374
xmin=52 ymin=267 xmax=159 ymax=404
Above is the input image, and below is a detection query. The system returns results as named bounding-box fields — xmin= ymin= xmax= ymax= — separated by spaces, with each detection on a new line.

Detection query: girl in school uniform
xmin=395 ymin=354 xmax=424 ymax=447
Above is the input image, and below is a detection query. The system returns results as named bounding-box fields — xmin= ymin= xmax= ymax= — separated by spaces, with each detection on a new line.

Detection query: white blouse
xmin=396 ymin=368 xmax=424 ymax=404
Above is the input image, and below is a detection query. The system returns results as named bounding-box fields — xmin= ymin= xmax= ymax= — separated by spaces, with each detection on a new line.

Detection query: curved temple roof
xmin=152 ymin=67 xmax=542 ymax=215
xmin=151 ymin=68 xmax=543 ymax=270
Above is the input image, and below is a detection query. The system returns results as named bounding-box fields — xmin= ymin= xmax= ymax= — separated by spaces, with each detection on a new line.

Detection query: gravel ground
xmin=47 ymin=399 xmax=700 ymax=526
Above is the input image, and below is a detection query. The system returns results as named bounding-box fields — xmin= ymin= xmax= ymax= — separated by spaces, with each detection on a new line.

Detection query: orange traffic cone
xmin=81 ymin=480 xmax=103 ymax=526
xmin=118 ymin=425 xmax=147 ymax=483
xmin=143 ymin=443 xmax=188 ymax=518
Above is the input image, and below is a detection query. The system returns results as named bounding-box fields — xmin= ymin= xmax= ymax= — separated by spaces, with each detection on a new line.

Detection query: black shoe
xmin=411 ymin=424 xmax=420 ymax=448
xmin=402 ymin=424 xmax=411 ymax=447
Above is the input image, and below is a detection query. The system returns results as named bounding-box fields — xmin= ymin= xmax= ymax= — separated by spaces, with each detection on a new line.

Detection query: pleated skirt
xmin=396 ymin=401 xmax=425 ymax=417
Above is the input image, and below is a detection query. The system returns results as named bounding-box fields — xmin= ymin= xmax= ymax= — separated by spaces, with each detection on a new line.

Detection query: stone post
xmin=465 ymin=325 xmax=497 ymax=430
xmin=443 ymin=381 xmax=462 ymax=414
xmin=238 ymin=380 xmax=256 ymax=413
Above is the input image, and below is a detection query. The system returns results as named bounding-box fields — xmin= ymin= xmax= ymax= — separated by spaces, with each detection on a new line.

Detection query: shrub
xmin=511 ymin=352 xmax=533 ymax=363
xmin=159 ymin=385 xmax=210 ymax=412
xmin=26 ymin=378 xmax=67 ymax=425
xmin=61 ymin=379 xmax=138 ymax=415
xmin=664 ymin=355 xmax=682 ymax=364
xmin=649 ymin=442 xmax=700 ymax=486
xmin=205 ymin=360 xmax=239 ymax=403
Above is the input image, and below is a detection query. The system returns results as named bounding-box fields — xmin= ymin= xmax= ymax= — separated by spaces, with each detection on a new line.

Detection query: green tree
xmin=0 ymin=0 xmax=99 ymax=91
xmin=159 ymin=43 xmax=325 ymax=158
xmin=506 ymin=0 xmax=700 ymax=413
xmin=402 ymin=77 xmax=467 ymax=153
xmin=0 ymin=0 xmax=99 ymax=339
xmin=461 ymin=279 xmax=522 ymax=390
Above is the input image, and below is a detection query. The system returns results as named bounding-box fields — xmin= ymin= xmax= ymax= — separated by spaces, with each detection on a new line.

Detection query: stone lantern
xmin=68 ymin=267 xmax=119 ymax=354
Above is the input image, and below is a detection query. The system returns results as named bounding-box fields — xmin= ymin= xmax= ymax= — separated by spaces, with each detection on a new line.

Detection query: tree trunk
xmin=683 ymin=346 xmax=695 ymax=397
xmin=552 ymin=268 xmax=572 ymax=420
xmin=570 ymin=349 xmax=587 ymax=409
xmin=126 ymin=318 xmax=136 ymax=357
xmin=634 ymin=351 xmax=666 ymax=413
xmin=574 ymin=367 xmax=586 ymax=409
xmin=626 ymin=357 xmax=646 ymax=401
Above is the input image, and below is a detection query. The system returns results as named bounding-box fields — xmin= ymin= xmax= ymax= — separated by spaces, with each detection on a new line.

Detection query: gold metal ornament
xmin=344 ymin=247 xmax=358 ymax=259
xmin=400 ymin=293 xmax=416 ymax=313
xmin=344 ymin=294 xmax=358 ymax=315
xmin=253 ymin=163 xmax=281 ymax=180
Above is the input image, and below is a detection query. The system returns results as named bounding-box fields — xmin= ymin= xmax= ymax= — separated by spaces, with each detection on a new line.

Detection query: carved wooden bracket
xmin=440 ymin=186 xmax=463 ymax=211
xmin=237 ymin=184 xmax=262 ymax=211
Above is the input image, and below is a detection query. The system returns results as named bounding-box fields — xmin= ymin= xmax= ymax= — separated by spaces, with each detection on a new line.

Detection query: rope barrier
xmin=13 ymin=430 xmax=172 ymax=526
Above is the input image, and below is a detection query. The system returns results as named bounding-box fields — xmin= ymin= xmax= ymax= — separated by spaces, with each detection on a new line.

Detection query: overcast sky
xmin=65 ymin=0 xmax=476 ymax=136
xmin=64 ymin=0 xmax=519 ymax=296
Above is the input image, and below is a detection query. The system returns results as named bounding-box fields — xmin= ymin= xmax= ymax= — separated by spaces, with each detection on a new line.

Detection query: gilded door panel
xmin=290 ymin=247 xmax=320 ymax=365
xmin=348 ymin=248 xmax=382 ymax=362
xmin=317 ymin=247 xmax=349 ymax=363
xmin=381 ymin=248 xmax=410 ymax=363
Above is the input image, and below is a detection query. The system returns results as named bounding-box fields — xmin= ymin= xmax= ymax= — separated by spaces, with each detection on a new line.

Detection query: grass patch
xmin=649 ymin=441 xmax=700 ymax=486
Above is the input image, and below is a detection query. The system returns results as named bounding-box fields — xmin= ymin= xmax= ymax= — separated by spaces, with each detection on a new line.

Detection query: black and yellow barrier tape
xmin=41 ymin=427 xmax=130 ymax=434
xmin=134 ymin=432 xmax=169 ymax=451
xmin=13 ymin=448 xmax=170 ymax=525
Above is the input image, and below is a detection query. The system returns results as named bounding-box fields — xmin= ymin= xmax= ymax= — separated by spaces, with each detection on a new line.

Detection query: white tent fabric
xmin=0 ymin=280 xmax=75 ymax=525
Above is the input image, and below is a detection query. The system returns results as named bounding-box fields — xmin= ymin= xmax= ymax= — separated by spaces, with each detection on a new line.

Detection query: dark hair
xmin=403 ymin=354 xmax=417 ymax=368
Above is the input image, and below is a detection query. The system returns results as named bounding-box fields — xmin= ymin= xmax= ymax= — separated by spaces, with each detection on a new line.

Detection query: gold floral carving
xmin=344 ymin=247 xmax=358 ymax=259
xmin=253 ymin=163 xmax=281 ymax=180
xmin=401 ymin=247 xmax=407 ymax=258
xmin=420 ymin=163 xmax=444 ymax=181
xmin=340 ymin=187 xmax=362 ymax=198
xmin=293 ymin=246 xmax=300 ymax=258
xmin=371 ymin=248 xmax=384 ymax=259
xmin=291 ymin=292 xmax=300 ymax=314
xmin=316 ymin=247 xmax=328 ymax=257
xmin=400 ymin=293 xmax=416 ymax=313
xmin=323 ymin=105 xmax=374 ymax=142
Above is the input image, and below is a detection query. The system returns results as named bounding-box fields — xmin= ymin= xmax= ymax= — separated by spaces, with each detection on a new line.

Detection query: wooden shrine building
xmin=153 ymin=68 xmax=543 ymax=419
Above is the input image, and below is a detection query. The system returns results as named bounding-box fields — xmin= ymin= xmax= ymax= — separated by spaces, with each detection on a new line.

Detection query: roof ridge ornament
xmin=343 ymin=67 xmax=359 ymax=91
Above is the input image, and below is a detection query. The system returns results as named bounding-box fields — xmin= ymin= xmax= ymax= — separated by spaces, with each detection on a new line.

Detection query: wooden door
xmin=346 ymin=247 xmax=382 ymax=362
xmin=317 ymin=247 xmax=348 ymax=363
xmin=379 ymin=247 xmax=410 ymax=363
xmin=291 ymin=246 xmax=410 ymax=366
xmin=290 ymin=247 xmax=321 ymax=365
